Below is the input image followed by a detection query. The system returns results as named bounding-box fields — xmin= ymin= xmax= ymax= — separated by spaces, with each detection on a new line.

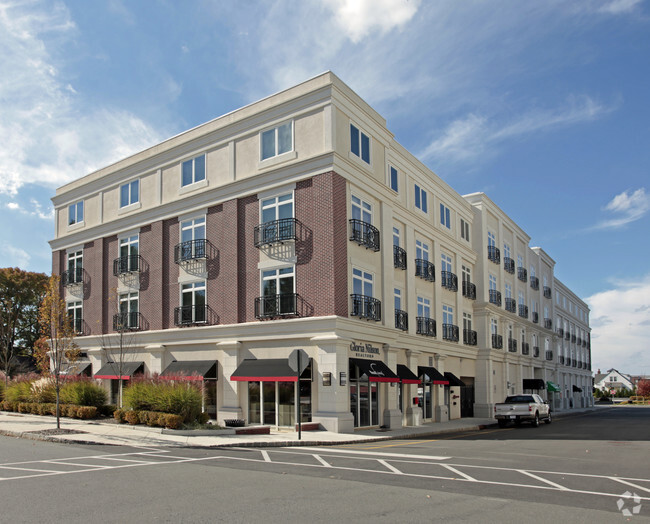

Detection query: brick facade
xmin=237 ymin=195 xmax=259 ymax=324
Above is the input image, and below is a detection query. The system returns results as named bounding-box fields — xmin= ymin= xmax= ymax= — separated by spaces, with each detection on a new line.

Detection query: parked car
xmin=494 ymin=394 xmax=552 ymax=427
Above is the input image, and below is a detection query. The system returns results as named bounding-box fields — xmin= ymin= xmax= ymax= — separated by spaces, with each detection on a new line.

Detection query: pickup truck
xmin=494 ymin=394 xmax=552 ymax=427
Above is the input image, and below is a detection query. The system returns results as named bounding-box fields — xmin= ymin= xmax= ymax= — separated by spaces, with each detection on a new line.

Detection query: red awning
xmin=396 ymin=365 xmax=420 ymax=384
xmin=94 ymin=362 xmax=144 ymax=380
xmin=160 ymin=360 xmax=217 ymax=381
xmin=418 ymin=366 xmax=449 ymax=385
xmin=351 ymin=358 xmax=400 ymax=383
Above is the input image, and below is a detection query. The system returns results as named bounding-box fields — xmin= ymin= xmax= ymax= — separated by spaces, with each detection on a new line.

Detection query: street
xmin=1 ymin=407 xmax=648 ymax=523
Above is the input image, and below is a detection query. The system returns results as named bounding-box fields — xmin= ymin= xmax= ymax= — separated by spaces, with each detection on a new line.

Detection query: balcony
xmin=532 ymin=311 xmax=539 ymax=324
xmin=571 ymin=334 xmax=576 ymax=343
xmin=487 ymin=245 xmax=500 ymax=264
xmin=545 ymin=350 xmax=554 ymax=361
xmin=62 ymin=267 xmax=83 ymax=286
xmin=174 ymin=239 xmax=207 ymax=264
xmin=416 ymin=317 xmax=436 ymax=337
xmin=522 ymin=342 xmax=530 ymax=355
xmin=112 ymin=311 xmax=142 ymax=331
xmin=415 ymin=259 xmax=436 ymax=282
xmin=442 ymin=324 xmax=459 ymax=342
xmin=544 ymin=318 xmax=552 ymax=329
xmin=543 ymin=286 xmax=552 ymax=299
xmin=174 ymin=305 xmax=208 ymax=326
xmin=533 ymin=346 xmax=540 ymax=358
xmin=504 ymin=257 xmax=515 ymax=274
xmin=517 ymin=267 xmax=528 ymax=282
xmin=565 ymin=357 xmax=571 ymax=366
xmin=492 ymin=334 xmax=503 ymax=349
xmin=254 ymin=218 xmax=298 ymax=247
xmin=489 ymin=289 xmax=502 ymax=307
xmin=582 ymin=339 xmax=587 ymax=348
xmin=393 ymin=245 xmax=407 ymax=270
xmin=395 ymin=309 xmax=408 ymax=331
xmin=518 ymin=305 xmax=529 ymax=319
xmin=530 ymin=276 xmax=539 ymax=290
xmin=557 ymin=327 xmax=564 ymax=337
xmin=350 ymin=294 xmax=381 ymax=321
xmin=508 ymin=339 xmax=517 ymax=352
xmin=255 ymin=294 xmax=301 ymax=319
xmin=577 ymin=337 xmax=582 ymax=346
xmin=463 ymin=329 xmax=478 ymax=346
xmin=70 ymin=317 xmax=84 ymax=335
xmin=505 ymin=297 xmax=516 ymax=313
xmin=113 ymin=254 xmax=142 ymax=276
xmin=462 ymin=280 xmax=476 ymax=300
xmin=572 ymin=359 xmax=577 ymax=367
xmin=349 ymin=219 xmax=380 ymax=252
xmin=565 ymin=331 xmax=570 ymax=341
xmin=441 ymin=271 xmax=458 ymax=292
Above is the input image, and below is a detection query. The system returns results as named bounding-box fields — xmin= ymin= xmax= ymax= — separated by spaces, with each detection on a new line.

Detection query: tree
xmin=637 ymin=379 xmax=650 ymax=397
xmin=0 ymin=268 xmax=48 ymax=388
xmin=39 ymin=275 xmax=79 ymax=429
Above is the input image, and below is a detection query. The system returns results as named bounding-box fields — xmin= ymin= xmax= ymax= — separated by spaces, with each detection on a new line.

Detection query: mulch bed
xmin=25 ymin=428 xmax=88 ymax=436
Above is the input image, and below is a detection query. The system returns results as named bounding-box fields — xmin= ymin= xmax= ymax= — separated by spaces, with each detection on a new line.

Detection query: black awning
xmin=418 ymin=366 xmax=449 ymax=384
xmin=396 ymin=365 xmax=420 ymax=384
xmin=572 ymin=385 xmax=582 ymax=392
xmin=444 ymin=372 xmax=465 ymax=387
xmin=523 ymin=378 xmax=546 ymax=390
xmin=94 ymin=361 xmax=144 ymax=380
xmin=350 ymin=358 xmax=400 ymax=383
xmin=231 ymin=358 xmax=311 ymax=382
xmin=61 ymin=362 xmax=91 ymax=376
xmin=160 ymin=360 xmax=217 ymax=381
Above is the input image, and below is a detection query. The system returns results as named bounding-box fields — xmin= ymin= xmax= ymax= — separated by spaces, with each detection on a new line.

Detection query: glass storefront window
xmin=349 ymin=361 xmax=379 ymax=427
xmin=248 ymin=382 xmax=260 ymax=424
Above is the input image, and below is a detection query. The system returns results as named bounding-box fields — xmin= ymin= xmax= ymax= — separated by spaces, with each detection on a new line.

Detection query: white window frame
xmin=67 ymin=301 xmax=82 ymax=332
xmin=489 ymin=274 xmax=497 ymax=291
xmin=491 ymin=318 xmax=498 ymax=335
xmin=68 ymin=200 xmax=84 ymax=226
xmin=120 ymin=179 xmax=140 ymax=209
xmin=260 ymin=121 xmax=294 ymax=161
xmin=441 ymin=253 xmax=452 ymax=273
xmin=415 ymin=184 xmax=428 ymax=213
xmin=261 ymin=192 xmax=294 ymax=224
xmin=261 ymin=265 xmax=296 ymax=296
xmin=351 ymin=195 xmax=373 ymax=224
xmin=488 ymin=231 xmax=496 ymax=248
xmin=505 ymin=283 xmax=512 ymax=299
xmin=393 ymin=227 xmax=400 ymax=247
xmin=394 ymin=288 xmax=402 ymax=311
xmin=350 ymin=123 xmax=371 ymax=165
xmin=417 ymin=296 xmax=431 ymax=318
xmin=460 ymin=218 xmax=470 ymax=241
xmin=463 ymin=312 xmax=472 ymax=331
xmin=352 ymin=267 xmax=374 ymax=298
xmin=180 ymin=216 xmax=206 ymax=243
xmin=180 ymin=280 xmax=207 ymax=323
xmin=442 ymin=304 xmax=454 ymax=325
xmin=181 ymin=154 xmax=206 ymax=187
xmin=416 ymin=240 xmax=430 ymax=262
xmin=503 ymin=243 xmax=511 ymax=260
xmin=440 ymin=203 xmax=451 ymax=229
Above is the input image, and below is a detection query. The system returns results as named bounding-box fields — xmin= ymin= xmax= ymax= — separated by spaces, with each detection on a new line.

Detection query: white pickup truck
xmin=494 ymin=394 xmax=552 ymax=427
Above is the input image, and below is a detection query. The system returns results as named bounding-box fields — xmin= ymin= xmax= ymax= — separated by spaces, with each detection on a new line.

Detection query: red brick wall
xmin=207 ymin=202 xmax=238 ymax=325
xmin=237 ymin=195 xmax=259 ymax=323
xmin=82 ymin=238 xmax=106 ymax=335
xmin=296 ymin=171 xmax=348 ymax=317
xmin=162 ymin=218 xmax=179 ymax=329
xmin=140 ymin=222 xmax=163 ymax=331
xmin=103 ymin=236 xmax=118 ymax=334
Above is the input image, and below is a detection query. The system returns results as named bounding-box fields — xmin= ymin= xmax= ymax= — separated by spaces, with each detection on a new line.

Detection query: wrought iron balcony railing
xmin=505 ymin=297 xmax=517 ymax=313
xmin=174 ymin=305 xmax=208 ymax=326
xmin=571 ymin=334 xmax=576 ymax=343
xmin=350 ymin=294 xmax=381 ymax=321
xmin=254 ymin=218 xmax=298 ymax=247
xmin=255 ymin=294 xmax=301 ymax=319
xmin=532 ymin=311 xmax=539 ymax=324
xmin=521 ymin=342 xmax=530 ymax=355
xmin=393 ymin=245 xmax=407 ymax=270
xmin=544 ymin=318 xmax=552 ymax=329
xmin=442 ymin=324 xmax=459 ymax=342
xmin=395 ymin=309 xmax=408 ymax=331
xmin=441 ymin=271 xmax=458 ymax=292
xmin=504 ymin=257 xmax=515 ymax=274
xmin=113 ymin=254 xmax=142 ymax=276
xmin=174 ymin=239 xmax=207 ymax=264
xmin=489 ymin=289 xmax=502 ymax=306
xmin=492 ymin=334 xmax=503 ymax=349
xmin=530 ymin=276 xmax=539 ymax=290
xmin=62 ymin=267 xmax=83 ymax=286
xmin=416 ymin=317 xmax=436 ymax=337
xmin=543 ymin=286 xmax=552 ymax=299
xmin=508 ymin=338 xmax=517 ymax=352
xmin=518 ymin=305 xmax=529 ymax=319
xmin=70 ymin=317 xmax=83 ymax=335
xmin=533 ymin=346 xmax=540 ymax=358
xmin=463 ymin=329 xmax=478 ymax=346
xmin=565 ymin=331 xmax=570 ymax=341
xmin=112 ymin=311 xmax=142 ymax=331
xmin=487 ymin=245 xmax=500 ymax=264
xmin=462 ymin=280 xmax=476 ymax=300
xmin=349 ymin=219 xmax=380 ymax=252
xmin=517 ymin=267 xmax=528 ymax=282
xmin=559 ymin=356 xmax=565 ymax=365
xmin=415 ymin=259 xmax=436 ymax=282
xmin=545 ymin=350 xmax=554 ymax=361
xmin=557 ymin=327 xmax=564 ymax=337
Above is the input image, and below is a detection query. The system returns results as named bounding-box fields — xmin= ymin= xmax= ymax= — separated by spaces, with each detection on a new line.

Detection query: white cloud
xmin=586 ymin=275 xmax=650 ymax=375
xmin=0 ymin=1 xmax=162 ymax=197
xmin=593 ymin=188 xmax=650 ymax=229
xmin=322 ymin=0 xmax=421 ymax=43
xmin=597 ymin=0 xmax=643 ymax=14
xmin=4 ymin=245 xmax=31 ymax=269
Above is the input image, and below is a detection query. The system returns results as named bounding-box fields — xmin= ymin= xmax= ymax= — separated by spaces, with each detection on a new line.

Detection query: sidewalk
xmin=0 ymin=407 xmax=600 ymax=449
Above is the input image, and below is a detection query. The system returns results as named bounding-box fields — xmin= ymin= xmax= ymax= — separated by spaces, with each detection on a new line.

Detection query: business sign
xmin=349 ymin=342 xmax=380 ymax=358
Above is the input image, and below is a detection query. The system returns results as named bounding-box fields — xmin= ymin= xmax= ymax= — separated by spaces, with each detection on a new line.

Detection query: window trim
xmin=68 ymin=200 xmax=84 ymax=228
xmin=260 ymin=120 xmax=295 ymax=163
xmin=180 ymin=153 xmax=207 ymax=189
xmin=440 ymin=203 xmax=451 ymax=229
xmin=414 ymin=184 xmax=428 ymax=213
xmin=389 ymin=165 xmax=399 ymax=193
xmin=119 ymin=179 xmax=140 ymax=209
xmin=349 ymin=122 xmax=371 ymax=166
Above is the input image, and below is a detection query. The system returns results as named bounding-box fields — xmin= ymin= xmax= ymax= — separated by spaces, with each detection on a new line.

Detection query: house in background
xmin=593 ymin=369 xmax=634 ymax=393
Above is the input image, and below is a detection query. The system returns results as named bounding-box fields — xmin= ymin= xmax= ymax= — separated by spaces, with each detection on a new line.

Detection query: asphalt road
xmin=1 ymin=406 xmax=648 ymax=523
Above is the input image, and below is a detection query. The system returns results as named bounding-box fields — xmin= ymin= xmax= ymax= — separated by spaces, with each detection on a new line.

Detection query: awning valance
xmin=231 ymin=358 xmax=311 ymax=382
xmin=444 ymin=372 xmax=465 ymax=388
xmin=547 ymin=381 xmax=561 ymax=392
xmin=94 ymin=361 xmax=144 ymax=380
xmin=350 ymin=358 xmax=400 ymax=383
xmin=160 ymin=360 xmax=217 ymax=381
xmin=572 ymin=385 xmax=582 ymax=392
xmin=418 ymin=366 xmax=449 ymax=385
xmin=396 ymin=365 xmax=420 ymax=384
xmin=523 ymin=378 xmax=545 ymax=390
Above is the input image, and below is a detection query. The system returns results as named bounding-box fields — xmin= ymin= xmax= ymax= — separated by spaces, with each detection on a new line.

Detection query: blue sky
xmin=1 ymin=0 xmax=648 ymax=375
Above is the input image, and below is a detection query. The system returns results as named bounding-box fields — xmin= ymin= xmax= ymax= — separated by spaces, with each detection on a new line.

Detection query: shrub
xmin=122 ymin=381 xmax=158 ymax=412
xmin=163 ymin=414 xmax=183 ymax=430
xmin=75 ymin=406 xmax=98 ymax=419
xmin=29 ymin=377 xmax=56 ymax=403
xmin=5 ymin=380 xmax=33 ymax=403
xmin=0 ymin=380 xmax=4 ymax=402
xmin=100 ymin=404 xmax=117 ymax=417
xmin=114 ymin=408 xmax=126 ymax=423
xmin=124 ymin=410 xmax=140 ymax=425
xmin=197 ymin=412 xmax=210 ymax=425
xmin=123 ymin=379 xmax=202 ymax=423
xmin=60 ymin=379 xmax=107 ymax=407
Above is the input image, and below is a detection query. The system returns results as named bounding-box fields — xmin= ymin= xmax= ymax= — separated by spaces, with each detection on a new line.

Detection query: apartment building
xmin=50 ymin=71 xmax=592 ymax=433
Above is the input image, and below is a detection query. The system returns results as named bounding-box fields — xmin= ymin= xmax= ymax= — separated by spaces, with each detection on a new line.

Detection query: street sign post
xmin=288 ymin=349 xmax=309 ymax=440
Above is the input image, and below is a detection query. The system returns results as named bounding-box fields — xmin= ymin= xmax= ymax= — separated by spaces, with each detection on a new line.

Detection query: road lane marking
xmin=609 ymin=477 xmax=650 ymax=493
xmin=377 ymin=459 xmax=402 ymax=475
xmin=260 ymin=450 xmax=271 ymax=462
xmin=0 ymin=465 xmax=64 ymax=474
xmin=313 ymin=455 xmax=331 ymax=467
xmin=441 ymin=464 xmax=476 ymax=481
xmin=291 ymin=447 xmax=450 ymax=461
xmin=517 ymin=470 xmax=569 ymax=490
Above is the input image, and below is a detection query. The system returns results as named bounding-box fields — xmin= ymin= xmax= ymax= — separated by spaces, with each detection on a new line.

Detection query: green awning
xmin=547 ymin=381 xmax=561 ymax=392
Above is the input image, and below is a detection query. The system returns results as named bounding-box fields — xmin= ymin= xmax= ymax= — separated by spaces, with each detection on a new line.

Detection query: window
xmin=261 ymin=122 xmax=293 ymax=161
xmin=120 ymin=180 xmax=139 ymax=208
xmin=518 ymin=291 xmax=525 ymax=305
xmin=117 ymin=235 xmax=139 ymax=273
xmin=503 ymin=243 xmax=511 ymax=260
xmin=67 ymin=301 xmax=82 ymax=333
xmin=505 ymin=283 xmax=512 ymax=299
xmin=489 ymin=274 xmax=497 ymax=291
xmin=417 ymin=296 xmax=431 ymax=318
xmin=181 ymin=217 xmax=206 ymax=244
xmin=393 ymin=227 xmax=400 ymax=247
xmin=389 ymin=166 xmax=398 ymax=192
xmin=181 ymin=154 xmax=206 ymax=187
xmin=261 ymin=193 xmax=294 ymax=223
xmin=68 ymin=201 xmax=84 ymax=226
xmin=350 ymin=124 xmax=370 ymax=164
xmin=118 ymin=292 xmax=139 ymax=329
xmin=441 ymin=253 xmax=452 ymax=273
xmin=530 ymin=265 xmax=536 ymax=279
xmin=442 ymin=304 xmax=454 ymax=325
xmin=353 ymin=268 xmax=374 ymax=297
xmin=394 ymin=288 xmax=402 ymax=311
xmin=416 ymin=240 xmax=430 ymax=262
xmin=517 ymin=255 xmax=524 ymax=269
xmin=65 ymin=250 xmax=83 ymax=285
xmin=460 ymin=218 xmax=470 ymax=241
xmin=488 ymin=231 xmax=496 ymax=248
xmin=351 ymin=195 xmax=372 ymax=224
xmin=180 ymin=281 xmax=206 ymax=323
xmin=415 ymin=185 xmax=428 ymax=213
xmin=262 ymin=266 xmax=295 ymax=297
xmin=463 ymin=312 xmax=472 ymax=331
xmin=440 ymin=203 xmax=451 ymax=229
xmin=462 ymin=265 xmax=471 ymax=283
xmin=491 ymin=318 xmax=498 ymax=335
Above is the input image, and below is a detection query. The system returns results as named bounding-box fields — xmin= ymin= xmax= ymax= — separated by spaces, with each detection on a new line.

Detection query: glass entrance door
xmin=263 ymin=382 xmax=276 ymax=425
xmin=418 ymin=381 xmax=433 ymax=419
xmin=349 ymin=362 xmax=380 ymax=427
